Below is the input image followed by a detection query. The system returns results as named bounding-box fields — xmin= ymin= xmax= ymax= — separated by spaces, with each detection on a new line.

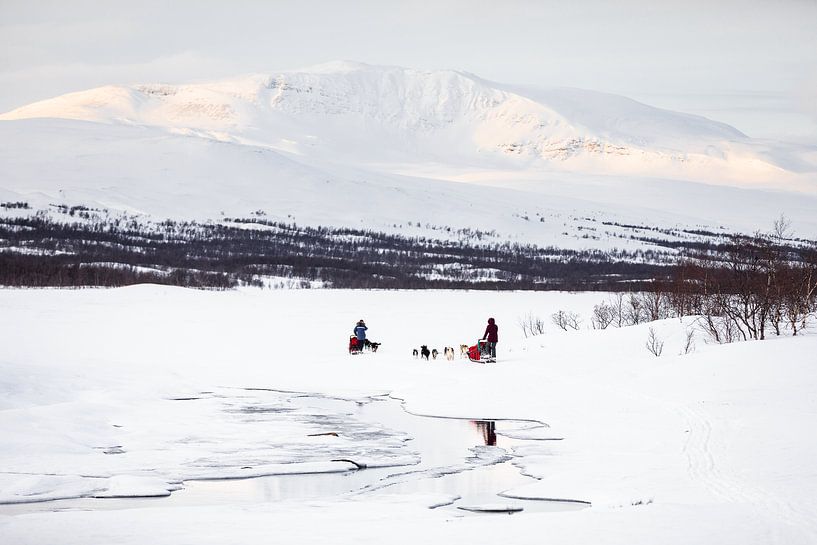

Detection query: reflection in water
xmin=473 ymin=420 xmax=497 ymax=446
xmin=0 ymin=393 xmax=588 ymax=516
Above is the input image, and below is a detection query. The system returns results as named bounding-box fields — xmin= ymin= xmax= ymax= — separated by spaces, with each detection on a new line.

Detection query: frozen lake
xmin=0 ymin=390 xmax=586 ymax=516
xmin=3 ymin=287 xmax=814 ymax=544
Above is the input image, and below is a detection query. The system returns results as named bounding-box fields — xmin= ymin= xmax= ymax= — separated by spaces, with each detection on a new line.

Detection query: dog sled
xmin=349 ymin=336 xmax=381 ymax=354
xmin=467 ymin=339 xmax=495 ymax=364
xmin=349 ymin=336 xmax=363 ymax=355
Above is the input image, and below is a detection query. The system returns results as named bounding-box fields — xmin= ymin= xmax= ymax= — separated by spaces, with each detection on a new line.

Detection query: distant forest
xmin=0 ymin=205 xmax=814 ymax=292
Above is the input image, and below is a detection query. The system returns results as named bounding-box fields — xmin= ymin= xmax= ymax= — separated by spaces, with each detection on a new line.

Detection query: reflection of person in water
xmin=475 ymin=420 xmax=497 ymax=446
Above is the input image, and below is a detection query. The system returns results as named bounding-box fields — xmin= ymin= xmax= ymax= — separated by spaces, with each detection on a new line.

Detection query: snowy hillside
xmin=0 ymin=61 xmax=777 ymax=169
xmin=1 ymin=61 xmax=816 ymax=245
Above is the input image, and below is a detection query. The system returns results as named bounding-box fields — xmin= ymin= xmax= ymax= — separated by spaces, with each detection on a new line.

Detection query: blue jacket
xmin=354 ymin=324 xmax=367 ymax=340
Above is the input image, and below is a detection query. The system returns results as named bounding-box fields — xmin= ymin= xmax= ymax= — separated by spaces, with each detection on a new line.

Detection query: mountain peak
xmin=0 ymin=62 xmax=761 ymax=176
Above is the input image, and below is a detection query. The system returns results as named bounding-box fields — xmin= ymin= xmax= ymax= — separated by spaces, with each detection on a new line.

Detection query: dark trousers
xmin=487 ymin=342 xmax=497 ymax=358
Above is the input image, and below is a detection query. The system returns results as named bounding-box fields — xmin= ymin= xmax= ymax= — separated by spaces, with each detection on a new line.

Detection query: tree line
xmin=1 ymin=213 xmax=672 ymax=290
xmin=2 ymin=209 xmax=815 ymax=320
xmin=670 ymin=224 xmax=817 ymax=341
xmin=583 ymin=219 xmax=817 ymax=341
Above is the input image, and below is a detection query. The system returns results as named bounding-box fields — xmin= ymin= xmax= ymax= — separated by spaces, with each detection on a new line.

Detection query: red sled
xmin=349 ymin=336 xmax=362 ymax=354
xmin=468 ymin=340 xmax=495 ymax=363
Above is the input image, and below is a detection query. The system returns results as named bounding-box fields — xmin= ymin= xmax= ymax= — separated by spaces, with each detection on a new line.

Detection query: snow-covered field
xmin=1 ymin=286 xmax=815 ymax=544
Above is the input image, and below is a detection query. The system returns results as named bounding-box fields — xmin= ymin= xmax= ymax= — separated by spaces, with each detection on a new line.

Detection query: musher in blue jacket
xmin=354 ymin=319 xmax=368 ymax=351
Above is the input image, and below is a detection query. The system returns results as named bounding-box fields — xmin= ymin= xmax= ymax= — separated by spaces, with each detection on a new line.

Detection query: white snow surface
xmin=0 ymin=286 xmax=815 ymax=544
xmin=2 ymin=62 xmax=816 ymax=242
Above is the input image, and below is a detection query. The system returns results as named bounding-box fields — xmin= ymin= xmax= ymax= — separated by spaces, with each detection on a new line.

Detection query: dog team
xmin=412 ymin=345 xmax=468 ymax=360
xmin=351 ymin=317 xmax=500 ymax=360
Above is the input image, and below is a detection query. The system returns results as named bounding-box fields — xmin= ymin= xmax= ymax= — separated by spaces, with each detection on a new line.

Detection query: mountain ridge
xmin=1 ymin=62 xmax=816 ymax=245
xmin=0 ymin=62 xmax=753 ymax=166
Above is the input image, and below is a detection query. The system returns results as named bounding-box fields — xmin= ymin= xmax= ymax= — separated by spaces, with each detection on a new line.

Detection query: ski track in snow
xmin=601 ymin=370 xmax=817 ymax=544
xmin=677 ymin=402 xmax=817 ymax=542
xmin=530 ymin=336 xmax=817 ymax=544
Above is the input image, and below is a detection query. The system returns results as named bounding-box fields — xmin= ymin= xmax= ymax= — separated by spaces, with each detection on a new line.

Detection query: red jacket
xmin=483 ymin=319 xmax=498 ymax=342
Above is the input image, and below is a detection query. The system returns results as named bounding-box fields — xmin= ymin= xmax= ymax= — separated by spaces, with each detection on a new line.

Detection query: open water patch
xmin=0 ymin=389 xmax=588 ymax=516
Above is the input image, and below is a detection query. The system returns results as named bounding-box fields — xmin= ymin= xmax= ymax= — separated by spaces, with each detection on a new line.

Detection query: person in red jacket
xmin=482 ymin=317 xmax=498 ymax=359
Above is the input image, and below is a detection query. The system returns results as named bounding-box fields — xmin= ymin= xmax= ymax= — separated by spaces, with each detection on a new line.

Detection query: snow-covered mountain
xmin=0 ymin=61 xmax=757 ymax=166
xmin=1 ymin=61 xmax=816 ymax=244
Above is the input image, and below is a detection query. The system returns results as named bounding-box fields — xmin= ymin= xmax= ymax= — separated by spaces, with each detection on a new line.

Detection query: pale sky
xmin=1 ymin=0 xmax=816 ymax=141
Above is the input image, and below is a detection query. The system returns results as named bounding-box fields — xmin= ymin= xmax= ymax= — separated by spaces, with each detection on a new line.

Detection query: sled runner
xmin=467 ymin=339 xmax=495 ymax=363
